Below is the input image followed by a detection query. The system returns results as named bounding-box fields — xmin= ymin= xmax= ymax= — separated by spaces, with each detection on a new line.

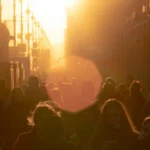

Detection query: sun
xmin=28 ymin=0 xmax=76 ymax=30
xmin=63 ymin=0 xmax=76 ymax=7
xmin=27 ymin=0 xmax=77 ymax=61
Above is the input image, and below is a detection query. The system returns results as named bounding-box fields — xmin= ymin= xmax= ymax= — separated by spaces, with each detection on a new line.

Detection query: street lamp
xmin=37 ymin=22 xmax=41 ymax=51
xmin=31 ymin=12 xmax=35 ymax=48
xmin=19 ymin=0 xmax=23 ymax=44
xmin=34 ymin=20 xmax=38 ymax=48
xmin=26 ymin=5 xmax=30 ymax=55
xmin=36 ymin=21 xmax=41 ymax=49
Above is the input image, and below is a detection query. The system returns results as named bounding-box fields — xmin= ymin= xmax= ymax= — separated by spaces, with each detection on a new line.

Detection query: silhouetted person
xmin=13 ymin=102 xmax=76 ymax=150
xmin=136 ymin=117 xmax=150 ymax=150
xmin=97 ymin=82 xmax=123 ymax=107
xmin=141 ymin=100 xmax=150 ymax=123
xmin=126 ymin=75 xmax=134 ymax=90
xmin=0 ymin=79 xmax=11 ymax=108
xmin=1 ymin=88 xmax=29 ymax=150
xmin=118 ymin=83 xmax=129 ymax=103
xmin=97 ymin=82 xmax=115 ymax=106
xmin=40 ymin=81 xmax=49 ymax=97
xmin=126 ymin=81 xmax=146 ymax=129
xmin=105 ymin=77 xmax=116 ymax=88
xmin=25 ymin=76 xmax=49 ymax=111
xmin=70 ymin=107 xmax=99 ymax=150
xmin=89 ymin=99 xmax=139 ymax=150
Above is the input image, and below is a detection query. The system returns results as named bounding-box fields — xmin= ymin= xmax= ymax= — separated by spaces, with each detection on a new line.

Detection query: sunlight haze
xmin=3 ymin=0 xmax=77 ymax=59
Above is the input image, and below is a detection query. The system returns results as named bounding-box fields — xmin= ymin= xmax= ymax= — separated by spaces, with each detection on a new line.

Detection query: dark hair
xmin=12 ymin=88 xmax=24 ymax=96
xmin=102 ymin=82 xmax=114 ymax=92
xmin=28 ymin=76 xmax=39 ymax=88
xmin=27 ymin=101 xmax=61 ymax=127
xmin=89 ymin=99 xmax=138 ymax=150
xmin=11 ymin=88 xmax=24 ymax=103
xmin=118 ymin=83 xmax=126 ymax=90
xmin=143 ymin=116 xmax=150 ymax=124
xmin=130 ymin=80 xmax=141 ymax=94
xmin=96 ymin=99 xmax=137 ymax=136
xmin=142 ymin=116 xmax=150 ymax=131
xmin=140 ymin=116 xmax=150 ymax=139
xmin=102 ymin=99 xmax=136 ymax=131
xmin=105 ymin=77 xmax=116 ymax=87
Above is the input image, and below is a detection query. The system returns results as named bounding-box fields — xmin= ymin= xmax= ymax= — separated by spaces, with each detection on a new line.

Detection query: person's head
xmin=105 ymin=77 xmax=116 ymax=88
xmin=130 ymin=80 xmax=141 ymax=95
xmin=0 ymin=79 xmax=6 ymax=89
xmin=11 ymin=88 xmax=24 ymax=104
xmin=102 ymin=82 xmax=115 ymax=94
xmin=101 ymin=99 xmax=136 ymax=132
xmin=141 ymin=117 xmax=150 ymax=139
xmin=28 ymin=76 xmax=39 ymax=88
xmin=28 ymin=102 xmax=64 ymax=143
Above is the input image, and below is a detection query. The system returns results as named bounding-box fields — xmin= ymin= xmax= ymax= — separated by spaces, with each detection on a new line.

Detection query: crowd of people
xmin=0 ymin=75 xmax=149 ymax=150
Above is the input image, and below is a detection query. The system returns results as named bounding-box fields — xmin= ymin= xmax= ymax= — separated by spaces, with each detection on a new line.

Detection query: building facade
xmin=65 ymin=0 xmax=134 ymax=57
xmin=66 ymin=0 xmax=150 ymax=91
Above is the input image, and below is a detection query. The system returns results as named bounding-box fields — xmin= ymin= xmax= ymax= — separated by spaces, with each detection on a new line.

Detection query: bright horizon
xmin=3 ymin=0 xmax=77 ymax=60
xmin=26 ymin=0 xmax=77 ymax=60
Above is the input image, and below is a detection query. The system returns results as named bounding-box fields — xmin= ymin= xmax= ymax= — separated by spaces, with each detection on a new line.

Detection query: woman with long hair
xmin=13 ymin=101 xmax=76 ymax=150
xmin=126 ymin=81 xmax=146 ymax=129
xmin=89 ymin=99 xmax=139 ymax=150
